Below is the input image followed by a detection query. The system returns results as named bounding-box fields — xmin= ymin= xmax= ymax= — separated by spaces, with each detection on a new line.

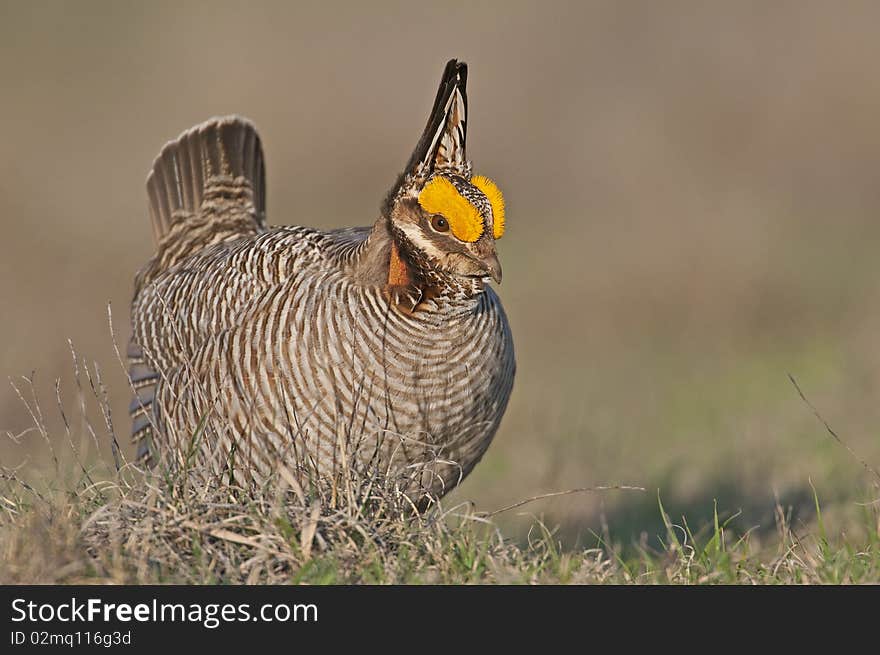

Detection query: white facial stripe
xmin=397 ymin=222 xmax=446 ymax=260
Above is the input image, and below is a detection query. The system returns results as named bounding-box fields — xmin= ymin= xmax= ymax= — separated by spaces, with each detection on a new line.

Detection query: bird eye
xmin=431 ymin=215 xmax=449 ymax=233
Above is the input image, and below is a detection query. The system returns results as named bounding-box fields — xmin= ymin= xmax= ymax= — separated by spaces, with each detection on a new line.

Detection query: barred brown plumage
xmin=128 ymin=60 xmax=515 ymax=502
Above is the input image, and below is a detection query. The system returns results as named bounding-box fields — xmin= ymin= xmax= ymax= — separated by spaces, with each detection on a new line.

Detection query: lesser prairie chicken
xmin=128 ymin=60 xmax=515 ymax=502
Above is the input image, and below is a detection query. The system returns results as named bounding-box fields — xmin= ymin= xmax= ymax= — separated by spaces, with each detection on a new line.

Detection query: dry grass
xmin=3 ymin=460 xmax=878 ymax=584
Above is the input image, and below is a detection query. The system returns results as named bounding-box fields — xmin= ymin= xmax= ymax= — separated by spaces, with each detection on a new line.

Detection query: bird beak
xmin=481 ymin=250 xmax=503 ymax=284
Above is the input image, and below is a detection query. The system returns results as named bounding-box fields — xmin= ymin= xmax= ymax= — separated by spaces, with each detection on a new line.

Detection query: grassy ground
xmin=1 ymin=360 xmax=877 ymax=585
xmin=2 ymin=457 xmax=878 ymax=584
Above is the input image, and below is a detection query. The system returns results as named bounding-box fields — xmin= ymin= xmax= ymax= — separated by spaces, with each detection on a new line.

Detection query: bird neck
xmin=352 ymin=217 xmax=484 ymax=309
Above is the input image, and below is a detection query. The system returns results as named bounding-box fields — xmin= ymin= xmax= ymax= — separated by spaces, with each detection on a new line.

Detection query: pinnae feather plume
xmin=404 ymin=59 xmax=469 ymax=177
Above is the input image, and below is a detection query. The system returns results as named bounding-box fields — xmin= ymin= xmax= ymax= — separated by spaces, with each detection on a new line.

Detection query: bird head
xmin=385 ymin=60 xmax=505 ymax=286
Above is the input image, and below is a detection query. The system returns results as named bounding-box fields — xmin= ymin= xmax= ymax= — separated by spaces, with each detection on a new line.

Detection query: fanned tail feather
xmin=145 ymin=115 xmax=266 ymax=243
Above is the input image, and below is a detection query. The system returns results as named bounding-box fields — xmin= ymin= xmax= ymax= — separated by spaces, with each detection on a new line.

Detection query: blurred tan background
xmin=4 ymin=1 xmax=880 ymax=546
